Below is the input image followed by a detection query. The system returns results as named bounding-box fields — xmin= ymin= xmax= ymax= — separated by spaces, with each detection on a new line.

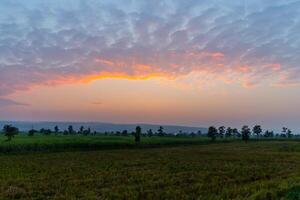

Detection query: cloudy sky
xmin=1 ymin=0 xmax=300 ymax=130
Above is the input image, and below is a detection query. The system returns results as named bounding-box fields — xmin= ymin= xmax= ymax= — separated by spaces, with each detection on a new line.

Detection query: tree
xmin=28 ymin=129 xmax=37 ymax=136
xmin=68 ymin=125 xmax=74 ymax=135
xmin=122 ymin=130 xmax=128 ymax=136
xmin=79 ymin=126 xmax=84 ymax=134
xmin=207 ymin=126 xmax=218 ymax=141
xmin=287 ymin=129 xmax=293 ymax=138
xmin=264 ymin=130 xmax=274 ymax=138
xmin=197 ymin=130 xmax=202 ymax=136
xmin=225 ymin=127 xmax=233 ymax=138
xmin=54 ymin=126 xmax=59 ymax=135
xmin=147 ymin=129 xmax=153 ymax=137
xmin=83 ymin=128 xmax=91 ymax=136
xmin=135 ymin=126 xmax=141 ymax=143
xmin=252 ymin=125 xmax=262 ymax=138
xmin=157 ymin=126 xmax=165 ymax=137
xmin=3 ymin=125 xmax=19 ymax=141
xmin=241 ymin=126 xmax=251 ymax=142
xmin=39 ymin=128 xmax=51 ymax=135
xmin=232 ymin=128 xmax=240 ymax=138
xmin=218 ymin=126 xmax=225 ymax=138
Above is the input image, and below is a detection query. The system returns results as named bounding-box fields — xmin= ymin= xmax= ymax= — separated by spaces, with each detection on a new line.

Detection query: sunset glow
xmin=1 ymin=0 xmax=300 ymax=130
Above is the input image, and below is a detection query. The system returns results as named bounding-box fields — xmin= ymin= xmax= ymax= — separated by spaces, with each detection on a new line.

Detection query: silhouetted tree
xmin=197 ymin=130 xmax=202 ymax=136
xmin=225 ymin=127 xmax=233 ymax=138
xmin=232 ymin=128 xmax=240 ymax=138
xmin=28 ymin=129 xmax=38 ymax=136
xmin=252 ymin=125 xmax=262 ymax=138
xmin=79 ymin=126 xmax=84 ymax=134
xmin=83 ymin=128 xmax=91 ymax=136
xmin=241 ymin=126 xmax=251 ymax=142
xmin=46 ymin=129 xmax=52 ymax=135
xmin=190 ymin=132 xmax=196 ymax=137
xmin=68 ymin=125 xmax=75 ymax=135
xmin=157 ymin=126 xmax=165 ymax=137
xmin=218 ymin=126 xmax=225 ymax=138
xmin=207 ymin=126 xmax=218 ymax=141
xmin=122 ymin=130 xmax=128 ymax=136
xmin=264 ymin=130 xmax=274 ymax=138
xmin=147 ymin=129 xmax=153 ymax=137
xmin=287 ymin=129 xmax=293 ymax=138
xmin=3 ymin=125 xmax=19 ymax=141
xmin=135 ymin=126 xmax=141 ymax=143
xmin=54 ymin=126 xmax=59 ymax=135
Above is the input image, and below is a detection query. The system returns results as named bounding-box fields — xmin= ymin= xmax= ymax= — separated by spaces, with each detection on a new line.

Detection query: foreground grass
xmin=1 ymin=141 xmax=300 ymax=199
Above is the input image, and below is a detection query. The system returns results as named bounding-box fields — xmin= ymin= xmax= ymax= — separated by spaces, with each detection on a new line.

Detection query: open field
xmin=1 ymin=139 xmax=300 ymax=199
xmin=0 ymin=135 xmax=216 ymax=153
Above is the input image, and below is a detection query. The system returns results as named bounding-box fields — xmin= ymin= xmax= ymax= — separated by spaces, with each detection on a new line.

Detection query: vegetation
xmin=207 ymin=126 xmax=218 ymax=141
xmin=241 ymin=125 xmax=251 ymax=142
xmin=0 ymin=141 xmax=300 ymax=199
xmin=135 ymin=126 xmax=141 ymax=143
xmin=2 ymin=125 xmax=19 ymax=141
xmin=0 ymin=123 xmax=300 ymax=199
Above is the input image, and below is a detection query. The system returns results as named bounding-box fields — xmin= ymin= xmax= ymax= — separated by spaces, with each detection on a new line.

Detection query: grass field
xmin=0 ymin=135 xmax=216 ymax=153
xmin=1 ymin=136 xmax=300 ymax=199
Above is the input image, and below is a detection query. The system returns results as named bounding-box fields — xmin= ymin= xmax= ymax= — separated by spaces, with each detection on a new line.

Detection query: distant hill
xmin=0 ymin=121 xmax=207 ymax=134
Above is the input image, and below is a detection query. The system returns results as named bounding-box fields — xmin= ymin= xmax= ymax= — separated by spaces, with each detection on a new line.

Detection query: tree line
xmin=207 ymin=125 xmax=294 ymax=142
xmin=1 ymin=124 xmax=296 ymax=143
xmin=1 ymin=125 xmax=167 ymax=141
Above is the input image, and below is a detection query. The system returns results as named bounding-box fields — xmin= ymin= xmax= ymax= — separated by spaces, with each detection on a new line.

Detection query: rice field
xmin=0 ymin=137 xmax=300 ymax=199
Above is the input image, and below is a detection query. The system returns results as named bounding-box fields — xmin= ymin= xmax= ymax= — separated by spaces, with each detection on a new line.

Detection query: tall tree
xmin=241 ymin=126 xmax=251 ymax=142
xmin=252 ymin=125 xmax=262 ymax=138
xmin=135 ymin=126 xmax=141 ymax=143
xmin=207 ymin=126 xmax=218 ymax=141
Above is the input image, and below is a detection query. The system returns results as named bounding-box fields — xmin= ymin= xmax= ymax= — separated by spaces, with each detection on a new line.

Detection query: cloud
xmin=0 ymin=0 xmax=300 ymax=96
xmin=0 ymin=98 xmax=30 ymax=107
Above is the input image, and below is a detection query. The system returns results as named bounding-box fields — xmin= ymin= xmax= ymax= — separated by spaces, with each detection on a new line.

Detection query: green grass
xmin=1 ymin=139 xmax=300 ymax=199
xmin=0 ymin=134 xmax=219 ymax=153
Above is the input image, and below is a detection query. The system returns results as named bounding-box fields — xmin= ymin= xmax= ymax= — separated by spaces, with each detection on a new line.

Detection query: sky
xmin=0 ymin=0 xmax=300 ymax=131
